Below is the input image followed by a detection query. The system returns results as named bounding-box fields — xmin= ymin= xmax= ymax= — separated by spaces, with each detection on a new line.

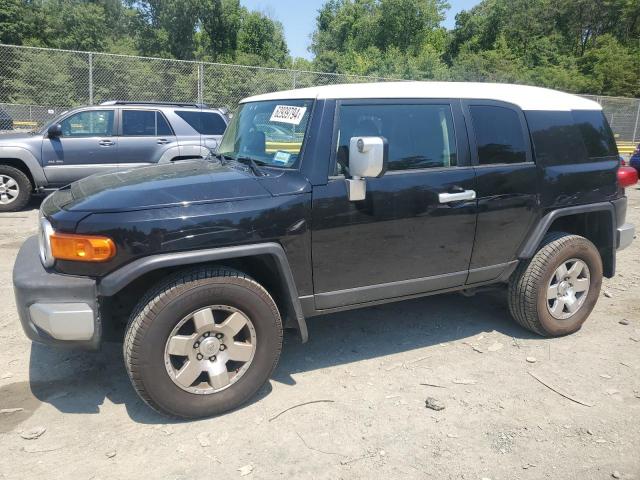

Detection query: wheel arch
xmin=98 ymin=243 xmax=308 ymax=342
xmin=0 ymin=157 xmax=36 ymax=188
xmin=518 ymin=202 xmax=616 ymax=277
xmin=0 ymin=146 xmax=47 ymax=187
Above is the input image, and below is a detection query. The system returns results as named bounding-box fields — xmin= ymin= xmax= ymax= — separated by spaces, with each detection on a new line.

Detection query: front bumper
xmin=13 ymin=236 xmax=100 ymax=349
xmin=617 ymin=223 xmax=635 ymax=250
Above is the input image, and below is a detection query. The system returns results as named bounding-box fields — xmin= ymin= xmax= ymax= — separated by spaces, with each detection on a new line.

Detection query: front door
xmin=311 ymin=100 xmax=477 ymax=310
xmin=41 ymin=109 xmax=117 ymax=186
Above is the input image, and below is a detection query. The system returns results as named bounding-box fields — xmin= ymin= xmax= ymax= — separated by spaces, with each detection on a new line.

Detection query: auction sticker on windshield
xmin=270 ymin=105 xmax=307 ymax=125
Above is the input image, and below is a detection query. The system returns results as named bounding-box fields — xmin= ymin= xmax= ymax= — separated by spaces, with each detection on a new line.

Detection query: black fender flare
xmin=97 ymin=242 xmax=308 ymax=342
xmin=517 ymin=201 xmax=617 ymax=277
xmin=518 ymin=202 xmax=616 ymax=259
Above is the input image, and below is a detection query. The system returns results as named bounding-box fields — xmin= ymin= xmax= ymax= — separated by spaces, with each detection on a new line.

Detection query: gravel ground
xmin=1 ymin=189 xmax=639 ymax=480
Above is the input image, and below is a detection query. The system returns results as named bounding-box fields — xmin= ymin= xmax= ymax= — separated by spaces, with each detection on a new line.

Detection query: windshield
xmin=218 ymin=99 xmax=313 ymax=168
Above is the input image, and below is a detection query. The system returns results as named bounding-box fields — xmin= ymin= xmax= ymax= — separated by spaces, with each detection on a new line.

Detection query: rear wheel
xmin=508 ymin=232 xmax=603 ymax=337
xmin=0 ymin=165 xmax=32 ymax=212
xmin=124 ymin=267 xmax=282 ymax=418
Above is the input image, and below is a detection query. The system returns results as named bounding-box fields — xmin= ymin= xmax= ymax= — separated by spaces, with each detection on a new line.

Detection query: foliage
xmin=312 ymin=0 xmax=640 ymax=97
xmin=443 ymin=0 xmax=640 ymax=96
xmin=1 ymin=0 xmax=290 ymax=67
xmin=0 ymin=0 xmax=638 ymax=99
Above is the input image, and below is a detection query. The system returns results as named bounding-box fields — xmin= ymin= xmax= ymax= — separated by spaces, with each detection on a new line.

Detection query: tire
xmin=508 ymin=232 xmax=603 ymax=337
xmin=0 ymin=165 xmax=32 ymax=212
xmin=124 ymin=267 xmax=283 ymax=419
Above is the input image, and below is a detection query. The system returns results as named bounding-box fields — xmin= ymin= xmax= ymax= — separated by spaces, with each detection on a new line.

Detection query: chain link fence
xmin=1 ymin=43 xmax=639 ymax=145
xmin=582 ymin=95 xmax=640 ymax=151
xmin=0 ymin=43 xmax=392 ymax=131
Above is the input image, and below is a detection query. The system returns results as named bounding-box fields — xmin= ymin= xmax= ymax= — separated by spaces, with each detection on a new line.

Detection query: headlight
xmin=38 ymin=215 xmax=54 ymax=268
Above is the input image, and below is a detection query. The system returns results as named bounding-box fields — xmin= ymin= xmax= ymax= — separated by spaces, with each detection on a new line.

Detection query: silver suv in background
xmin=0 ymin=101 xmax=229 ymax=211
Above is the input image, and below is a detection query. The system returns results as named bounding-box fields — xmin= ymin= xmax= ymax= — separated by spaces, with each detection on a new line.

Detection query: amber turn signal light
xmin=50 ymin=233 xmax=116 ymax=262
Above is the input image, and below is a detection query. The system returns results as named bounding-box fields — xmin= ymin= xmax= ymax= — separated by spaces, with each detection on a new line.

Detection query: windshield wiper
xmin=233 ymin=156 xmax=267 ymax=177
xmin=213 ymin=153 xmax=266 ymax=177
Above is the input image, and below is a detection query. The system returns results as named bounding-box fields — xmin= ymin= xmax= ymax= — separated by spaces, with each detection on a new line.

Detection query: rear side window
xmin=122 ymin=110 xmax=173 ymax=136
xmin=469 ymin=105 xmax=527 ymax=165
xmin=176 ymin=111 xmax=227 ymax=135
xmin=525 ymin=111 xmax=587 ymax=165
xmin=335 ymin=103 xmax=457 ymax=173
xmin=571 ymin=110 xmax=618 ymax=158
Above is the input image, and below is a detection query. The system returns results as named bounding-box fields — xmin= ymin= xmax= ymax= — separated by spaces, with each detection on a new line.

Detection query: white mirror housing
xmin=349 ymin=136 xmax=387 ymax=178
xmin=346 ymin=136 xmax=388 ymax=201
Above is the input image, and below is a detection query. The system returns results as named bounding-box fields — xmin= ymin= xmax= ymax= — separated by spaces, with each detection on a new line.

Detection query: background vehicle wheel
xmin=508 ymin=232 xmax=603 ymax=337
xmin=124 ymin=267 xmax=283 ymax=419
xmin=0 ymin=165 xmax=32 ymax=212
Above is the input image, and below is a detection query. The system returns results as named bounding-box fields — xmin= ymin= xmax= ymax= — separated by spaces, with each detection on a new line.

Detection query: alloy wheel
xmin=0 ymin=174 xmax=19 ymax=205
xmin=546 ymin=258 xmax=590 ymax=320
xmin=164 ymin=305 xmax=257 ymax=394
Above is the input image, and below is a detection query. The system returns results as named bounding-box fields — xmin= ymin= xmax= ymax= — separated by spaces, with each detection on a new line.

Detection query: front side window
xmin=122 ymin=110 xmax=173 ymax=136
xmin=469 ymin=105 xmax=527 ymax=165
xmin=335 ymin=104 xmax=457 ymax=175
xmin=176 ymin=111 xmax=227 ymax=135
xmin=60 ymin=110 xmax=114 ymax=137
xmin=218 ymin=100 xmax=313 ymax=168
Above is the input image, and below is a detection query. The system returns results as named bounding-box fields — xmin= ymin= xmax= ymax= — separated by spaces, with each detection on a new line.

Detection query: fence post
xmin=197 ymin=63 xmax=204 ymax=105
xmin=88 ymin=52 xmax=94 ymax=105
xmin=291 ymin=58 xmax=297 ymax=89
xmin=633 ymin=100 xmax=640 ymax=144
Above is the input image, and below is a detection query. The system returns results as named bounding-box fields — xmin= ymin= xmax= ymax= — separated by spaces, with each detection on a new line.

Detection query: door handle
xmin=439 ymin=190 xmax=476 ymax=203
xmin=157 ymin=139 xmax=170 ymax=145
xmin=98 ymin=140 xmax=115 ymax=146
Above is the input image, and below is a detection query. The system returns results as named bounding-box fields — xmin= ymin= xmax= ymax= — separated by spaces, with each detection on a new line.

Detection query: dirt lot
xmin=1 ymin=189 xmax=639 ymax=480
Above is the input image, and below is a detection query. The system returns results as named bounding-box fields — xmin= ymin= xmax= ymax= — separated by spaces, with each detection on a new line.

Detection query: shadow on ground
xmin=22 ymin=289 xmax=538 ymax=424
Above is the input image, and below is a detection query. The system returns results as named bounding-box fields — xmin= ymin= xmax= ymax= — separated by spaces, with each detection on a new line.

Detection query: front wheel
xmin=124 ymin=267 xmax=283 ymax=419
xmin=508 ymin=232 xmax=603 ymax=337
xmin=0 ymin=165 xmax=32 ymax=212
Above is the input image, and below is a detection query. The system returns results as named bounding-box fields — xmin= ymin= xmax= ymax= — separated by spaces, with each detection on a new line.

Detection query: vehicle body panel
xmin=461 ymin=100 xmax=539 ymax=276
xmin=42 ymin=136 xmax=120 ymax=186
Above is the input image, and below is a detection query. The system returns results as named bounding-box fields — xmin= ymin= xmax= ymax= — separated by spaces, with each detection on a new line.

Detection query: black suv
xmin=13 ymin=82 xmax=637 ymax=419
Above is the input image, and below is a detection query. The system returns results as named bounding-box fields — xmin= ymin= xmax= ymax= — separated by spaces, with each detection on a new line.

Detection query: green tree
xmin=311 ymin=0 xmax=449 ymax=78
xmin=237 ymin=11 xmax=289 ymax=67
xmin=578 ymin=34 xmax=639 ymax=96
xmin=135 ymin=0 xmax=200 ymax=59
xmin=0 ymin=0 xmax=34 ymax=44
xmin=198 ymin=0 xmax=242 ymax=61
xmin=446 ymin=0 xmax=640 ymax=96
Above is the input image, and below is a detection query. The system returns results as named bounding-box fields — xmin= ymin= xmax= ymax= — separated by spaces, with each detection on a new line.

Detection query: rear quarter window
xmin=571 ymin=110 xmax=618 ymax=158
xmin=176 ymin=111 xmax=227 ymax=135
xmin=525 ymin=111 xmax=587 ymax=165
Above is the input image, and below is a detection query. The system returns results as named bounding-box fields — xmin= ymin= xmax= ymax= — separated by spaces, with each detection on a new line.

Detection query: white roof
xmin=242 ymin=81 xmax=601 ymax=111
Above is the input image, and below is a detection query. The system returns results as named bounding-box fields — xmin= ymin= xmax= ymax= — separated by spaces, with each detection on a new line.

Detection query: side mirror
xmin=47 ymin=123 xmax=62 ymax=138
xmin=346 ymin=136 xmax=388 ymax=201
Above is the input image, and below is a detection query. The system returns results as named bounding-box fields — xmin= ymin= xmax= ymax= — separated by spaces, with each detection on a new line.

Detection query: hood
xmin=0 ymin=132 xmax=39 ymax=143
xmin=53 ymin=160 xmax=272 ymax=213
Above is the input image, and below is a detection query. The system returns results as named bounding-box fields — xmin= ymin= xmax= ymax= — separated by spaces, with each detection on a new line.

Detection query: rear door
xmin=117 ymin=109 xmax=177 ymax=167
xmin=462 ymin=101 xmax=539 ymax=283
xmin=311 ymin=100 xmax=478 ymax=309
xmin=41 ymin=109 xmax=117 ymax=186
